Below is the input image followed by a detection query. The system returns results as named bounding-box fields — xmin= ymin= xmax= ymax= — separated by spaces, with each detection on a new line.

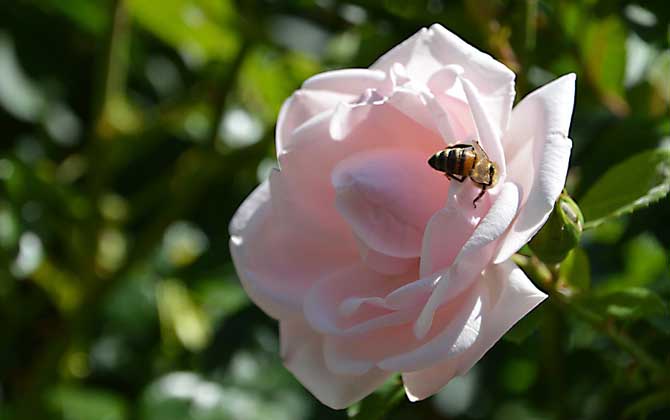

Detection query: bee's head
xmin=489 ymin=162 xmax=500 ymax=186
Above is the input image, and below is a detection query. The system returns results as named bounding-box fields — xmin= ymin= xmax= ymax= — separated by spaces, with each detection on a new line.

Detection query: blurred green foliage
xmin=0 ymin=0 xmax=669 ymax=419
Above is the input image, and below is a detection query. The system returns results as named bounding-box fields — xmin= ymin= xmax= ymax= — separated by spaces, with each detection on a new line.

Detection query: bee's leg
xmin=472 ymin=187 xmax=487 ymax=208
xmin=449 ymin=174 xmax=466 ymax=183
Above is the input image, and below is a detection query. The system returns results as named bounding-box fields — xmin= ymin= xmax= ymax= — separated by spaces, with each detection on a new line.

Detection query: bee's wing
xmin=472 ymin=140 xmax=491 ymax=162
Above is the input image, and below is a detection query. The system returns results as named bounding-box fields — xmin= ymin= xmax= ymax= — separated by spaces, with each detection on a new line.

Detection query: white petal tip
xmin=404 ymin=387 xmax=421 ymax=403
xmin=492 ymin=254 xmax=508 ymax=265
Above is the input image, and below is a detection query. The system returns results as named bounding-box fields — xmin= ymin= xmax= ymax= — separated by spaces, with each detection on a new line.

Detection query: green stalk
xmin=514 ymin=255 xmax=667 ymax=382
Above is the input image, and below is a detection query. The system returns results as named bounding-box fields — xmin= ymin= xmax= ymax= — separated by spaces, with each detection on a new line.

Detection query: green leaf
xmin=598 ymin=233 xmax=668 ymax=293
xmin=127 ymin=0 xmax=239 ymax=65
xmin=581 ymin=15 xmax=629 ymax=114
xmin=587 ymin=288 xmax=667 ymax=321
xmin=156 ymin=279 xmax=211 ymax=351
xmin=580 ymin=148 xmax=670 ymax=229
xmin=239 ymin=46 xmax=320 ymax=123
xmin=195 ymin=271 xmax=250 ymax=323
xmin=559 ymin=248 xmax=591 ymax=292
xmin=500 ymin=358 xmax=538 ymax=394
xmin=622 ymin=390 xmax=670 ymax=420
xmin=648 ymin=50 xmax=670 ymax=104
xmin=504 ymin=304 xmax=546 ymax=344
xmin=30 ymin=0 xmax=109 ymax=35
xmin=0 ymin=34 xmax=47 ymax=122
xmin=47 ymin=386 xmax=128 ymax=420
xmin=584 ymin=218 xmax=626 ymax=244
xmin=348 ymin=376 xmax=405 ymax=420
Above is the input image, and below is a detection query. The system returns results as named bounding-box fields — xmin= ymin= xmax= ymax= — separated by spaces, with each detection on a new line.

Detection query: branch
xmin=513 ymin=255 xmax=667 ymax=382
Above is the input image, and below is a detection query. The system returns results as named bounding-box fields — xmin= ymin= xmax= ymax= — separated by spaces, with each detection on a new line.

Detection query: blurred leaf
xmin=432 ymin=369 xmax=479 ymax=417
xmin=141 ymin=371 xmax=309 ymax=420
xmin=160 ymin=221 xmax=209 ymax=268
xmin=504 ymin=303 xmax=546 ymax=344
xmin=348 ymin=376 xmax=404 ymax=420
xmin=559 ymin=248 xmax=591 ymax=293
xmin=648 ymin=317 xmax=670 ymax=335
xmin=127 ymin=0 xmax=239 ymax=65
xmin=624 ymin=33 xmax=655 ymax=88
xmin=648 ymin=50 xmax=670 ymax=104
xmin=494 ymin=401 xmax=548 ymax=420
xmin=47 ymin=385 xmax=127 ymax=420
xmin=195 ymin=273 xmax=249 ymax=323
xmin=139 ymin=372 xmax=193 ymax=420
xmin=0 ymin=33 xmax=46 ymax=121
xmin=500 ymin=359 xmax=538 ymax=394
xmin=583 ymin=217 xmax=626 ymax=244
xmin=560 ymin=2 xmax=584 ymax=39
xmin=156 ymin=278 xmax=211 ymax=351
xmin=98 ymin=95 xmax=144 ymax=138
xmin=580 ymin=149 xmax=670 ymax=229
xmin=30 ymin=0 xmax=109 ymax=35
xmin=587 ymin=288 xmax=667 ymax=321
xmin=239 ymin=46 xmax=320 ymax=123
xmin=0 ymin=202 xmax=20 ymax=250
xmin=581 ymin=15 xmax=629 ymax=115
xmin=31 ymin=258 xmax=83 ymax=313
xmin=622 ymin=390 xmax=670 ymax=420
xmin=103 ymin=271 xmax=158 ymax=336
xmin=598 ymin=233 xmax=667 ymax=293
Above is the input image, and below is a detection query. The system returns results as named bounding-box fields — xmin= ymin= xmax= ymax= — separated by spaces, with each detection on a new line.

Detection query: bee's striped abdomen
xmin=446 ymin=147 xmax=476 ymax=176
xmin=428 ymin=144 xmax=477 ymax=177
xmin=446 ymin=149 xmax=458 ymax=174
xmin=461 ymin=150 xmax=476 ymax=175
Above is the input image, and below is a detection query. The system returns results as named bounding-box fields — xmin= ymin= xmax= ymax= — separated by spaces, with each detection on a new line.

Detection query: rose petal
xmin=372 ymin=24 xmax=515 ymax=134
xmin=386 ymin=87 xmax=443 ymax=136
xmin=494 ymin=74 xmax=575 ymax=263
xmin=274 ymin=111 xmax=351 ymax=233
xmin=230 ymin=181 xmax=357 ymax=319
xmin=302 ymin=68 xmax=388 ymax=96
xmin=372 ymin=27 xmax=442 ymax=86
xmin=376 ymin=281 xmax=484 ymax=372
xmin=356 ymin=238 xmax=418 ymax=276
xmin=277 ymin=68 xmax=389 ymax=153
xmin=303 ymin=264 xmax=415 ymax=336
xmin=276 ymin=90 xmax=351 ymax=155
xmin=280 ymin=319 xmax=390 ymax=409
xmin=415 ymin=182 xmax=520 ymax=338
xmin=332 ymin=149 xmax=448 ymax=258
xmin=460 ymin=77 xmax=507 ymax=182
xmin=402 ymin=354 xmax=461 ymax=402
xmin=401 ymin=260 xmax=546 ymax=401
xmin=329 ymin=90 xmax=387 ymax=141
xmin=455 ymin=260 xmax=547 ymax=374
xmin=278 ymin=95 xmax=446 ymax=234
xmin=321 ymin=277 xmax=477 ymax=375
xmin=426 ymin=66 xmax=475 ymax=141
xmin=277 ymin=69 xmax=389 ymax=154
xmin=419 ymin=187 xmax=481 ymax=279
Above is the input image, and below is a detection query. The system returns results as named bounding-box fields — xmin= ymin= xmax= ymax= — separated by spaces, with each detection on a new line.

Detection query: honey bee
xmin=428 ymin=140 xmax=499 ymax=208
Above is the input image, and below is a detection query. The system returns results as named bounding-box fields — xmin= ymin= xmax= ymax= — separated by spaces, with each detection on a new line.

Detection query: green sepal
xmin=528 ymin=191 xmax=584 ymax=264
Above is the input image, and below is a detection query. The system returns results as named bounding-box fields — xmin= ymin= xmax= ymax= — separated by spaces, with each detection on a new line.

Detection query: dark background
xmin=0 ymin=1 xmax=669 ymax=419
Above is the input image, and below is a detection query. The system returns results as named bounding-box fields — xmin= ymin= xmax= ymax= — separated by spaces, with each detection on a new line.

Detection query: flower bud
xmin=528 ymin=191 xmax=583 ymax=264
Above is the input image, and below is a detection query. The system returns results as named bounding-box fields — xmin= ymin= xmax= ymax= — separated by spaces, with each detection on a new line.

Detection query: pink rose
xmin=229 ymin=24 xmax=574 ymax=408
